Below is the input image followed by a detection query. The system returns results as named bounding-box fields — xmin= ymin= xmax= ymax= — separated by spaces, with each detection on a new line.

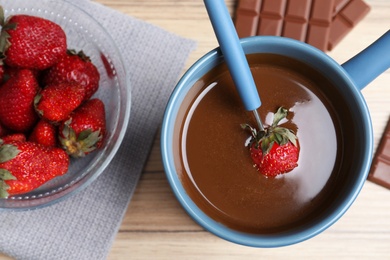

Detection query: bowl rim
xmin=161 ymin=36 xmax=373 ymax=247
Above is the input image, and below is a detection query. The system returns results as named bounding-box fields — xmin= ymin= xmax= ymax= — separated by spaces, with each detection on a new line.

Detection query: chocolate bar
xmin=368 ymin=117 xmax=390 ymax=189
xmin=234 ymin=0 xmax=370 ymax=52
xmin=333 ymin=0 xmax=351 ymax=15
xmin=328 ymin=0 xmax=370 ymax=50
xmin=234 ymin=0 xmax=262 ymax=37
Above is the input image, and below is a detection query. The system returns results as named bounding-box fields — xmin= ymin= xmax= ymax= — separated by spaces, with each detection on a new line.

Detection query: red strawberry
xmin=242 ymin=107 xmax=300 ymax=177
xmin=59 ymin=98 xmax=106 ymax=158
xmin=34 ymin=82 xmax=86 ymax=123
xmin=42 ymin=50 xmax=100 ymax=101
xmin=0 ymin=13 xmax=67 ymax=70
xmin=0 ymin=140 xmax=69 ymax=198
xmin=0 ymin=69 xmax=39 ymax=132
xmin=29 ymin=119 xmax=57 ymax=147
xmin=2 ymin=65 xmax=41 ymax=83
xmin=1 ymin=133 xmax=26 ymax=143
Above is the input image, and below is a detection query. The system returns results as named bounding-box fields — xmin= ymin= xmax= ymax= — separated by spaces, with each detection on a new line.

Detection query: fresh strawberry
xmin=59 ymin=98 xmax=106 ymax=158
xmin=242 ymin=107 xmax=300 ymax=177
xmin=42 ymin=50 xmax=100 ymax=101
xmin=2 ymin=65 xmax=41 ymax=84
xmin=0 ymin=140 xmax=69 ymax=198
xmin=34 ymin=82 xmax=86 ymax=123
xmin=1 ymin=133 xmax=26 ymax=143
xmin=0 ymin=69 xmax=39 ymax=132
xmin=0 ymin=11 xmax=67 ymax=70
xmin=29 ymin=119 xmax=57 ymax=147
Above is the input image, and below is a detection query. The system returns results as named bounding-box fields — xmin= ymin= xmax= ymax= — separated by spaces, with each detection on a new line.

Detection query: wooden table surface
xmin=2 ymin=0 xmax=390 ymax=259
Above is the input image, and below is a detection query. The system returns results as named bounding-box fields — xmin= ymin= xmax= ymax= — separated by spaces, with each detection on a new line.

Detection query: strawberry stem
xmin=60 ymin=120 xmax=103 ymax=158
xmin=271 ymin=107 xmax=288 ymax=127
xmin=242 ymin=107 xmax=298 ymax=155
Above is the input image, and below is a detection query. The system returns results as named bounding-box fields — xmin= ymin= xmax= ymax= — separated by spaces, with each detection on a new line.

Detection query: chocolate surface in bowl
xmin=173 ymin=53 xmax=356 ymax=234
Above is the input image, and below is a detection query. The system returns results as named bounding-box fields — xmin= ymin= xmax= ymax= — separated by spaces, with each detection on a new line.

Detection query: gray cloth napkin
xmin=0 ymin=1 xmax=196 ymax=259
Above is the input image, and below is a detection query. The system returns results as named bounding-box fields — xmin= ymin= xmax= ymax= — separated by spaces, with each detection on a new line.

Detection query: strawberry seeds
xmin=242 ymin=107 xmax=300 ymax=177
xmin=0 ymin=7 xmax=106 ymax=198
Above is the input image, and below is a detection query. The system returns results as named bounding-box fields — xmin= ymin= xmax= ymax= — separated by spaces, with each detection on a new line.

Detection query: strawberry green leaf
xmin=272 ymin=107 xmax=288 ymax=127
xmin=241 ymin=123 xmax=257 ymax=139
xmin=285 ymin=130 xmax=298 ymax=147
xmin=79 ymin=129 xmax=102 ymax=148
xmin=67 ymin=49 xmax=92 ymax=62
xmin=274 ymin=132 xmax=283 ymax=144
xmin=61 ymin=128 xmax=102 ymax=158
xmin=273 ymin=127 xmax=289 ymax=146
xmin=33 ymin=94 xmax=44 ymax=116
xmin=261 ymin=139 xmax=274 ymax=155
xmin=0 ymin=30 xmax=11 ymax=60
xmin=0 ymin=169 xmax=16 ymax=199
xmin=61 ymin=120 xmax=77 ymax=141
xmin=0 ymin=169 xmax=16 ymax=181
xmin=0 ymin=10 xmax=16 ymax=61
xmin=78 ymin=129 xmax=93 ymax=141
xmin=0 ymin=6 xmax=4 ymax=27
xmin=0 ymin=182 xmax=10 ymax=198
xmin=0 ymin=144 xmax=20 ymax=163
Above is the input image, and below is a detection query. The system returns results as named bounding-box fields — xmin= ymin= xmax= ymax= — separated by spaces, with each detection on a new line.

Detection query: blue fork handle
xmin=342 ymin=30 xmax=390 ymax=90
xmin=203 ymin=0 xmax=261 ymax=111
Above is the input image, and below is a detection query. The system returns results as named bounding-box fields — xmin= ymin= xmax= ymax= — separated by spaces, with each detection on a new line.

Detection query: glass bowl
xmin=0 ymin=0 xmax=131 ymax=210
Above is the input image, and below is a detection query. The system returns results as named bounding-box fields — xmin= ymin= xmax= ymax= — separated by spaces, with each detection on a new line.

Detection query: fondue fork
xmin=203 ymin=0 xmax=265 ymax=131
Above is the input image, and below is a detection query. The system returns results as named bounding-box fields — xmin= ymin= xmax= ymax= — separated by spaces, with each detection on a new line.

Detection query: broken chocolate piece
xmin=328 ymin=0 xmax=370 ymax=50
xmin=368 ymin=116 xmax=390 ymax=189
xmin=234 ymin=0 xmax=370 ymax=51
xmin=333 ymin=0 xmax=351 ymax=15
xmin=234 ymin=0 xmax=335 ymax=51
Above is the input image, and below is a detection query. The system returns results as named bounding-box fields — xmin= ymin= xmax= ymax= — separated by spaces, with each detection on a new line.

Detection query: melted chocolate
xmin=173 ymin=53 xmax=355 ymax=234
